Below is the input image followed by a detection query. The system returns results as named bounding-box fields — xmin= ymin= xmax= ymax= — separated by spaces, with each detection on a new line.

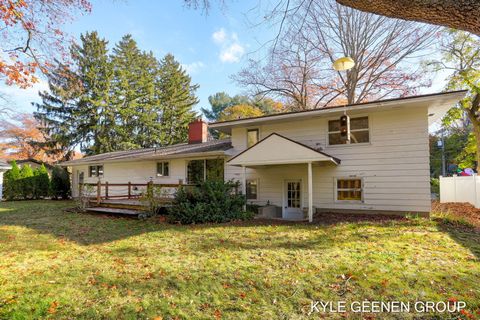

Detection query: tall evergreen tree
xmin=111 ymin=35 xmax=158 ymax=149
xmin=35 ymin=33 xmax=199 ymax=154
xmin=156 ymin=54 xmax=198 ymax=145
xmin=35 ymin=32 xmax=114 ymax=156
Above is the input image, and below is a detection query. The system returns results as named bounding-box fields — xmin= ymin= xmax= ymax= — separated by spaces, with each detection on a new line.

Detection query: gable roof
xmin=228 ymin=133 xmax=340 ymax=166
xmin=60 ymin=139 xmax=233 ymax=166
xmin=16 ymin=159 xmax=54 ymax=169
xmin=210 ymin=90 xmax=467 ymax=134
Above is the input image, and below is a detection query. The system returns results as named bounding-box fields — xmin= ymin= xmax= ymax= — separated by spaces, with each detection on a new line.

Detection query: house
xmin=60 ymin=90 xmax=466 ymax=221
xmin=0 ymin=160 xmax=12 ymax=200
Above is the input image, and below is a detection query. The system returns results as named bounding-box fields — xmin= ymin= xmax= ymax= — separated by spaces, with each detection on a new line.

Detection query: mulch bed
xmin=432 ymin=200 xmax=480 ymax=229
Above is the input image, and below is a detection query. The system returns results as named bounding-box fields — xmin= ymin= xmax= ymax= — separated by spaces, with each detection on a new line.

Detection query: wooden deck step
xmin=87 ymin=207 xmax=141 ymax=215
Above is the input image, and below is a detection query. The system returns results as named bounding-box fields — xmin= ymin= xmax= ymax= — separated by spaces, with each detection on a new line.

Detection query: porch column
xmin=242 ymin=165 xmax=247 ymax=211
xmin=307 ymin=162 xmax=313 ymax=222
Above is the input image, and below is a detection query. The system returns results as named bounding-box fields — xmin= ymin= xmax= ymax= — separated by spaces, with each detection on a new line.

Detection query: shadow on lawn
xmin=2 ymin=200 xmax=479 ymax=257
xmin=435 ymin=221 xmax=480 ymax=259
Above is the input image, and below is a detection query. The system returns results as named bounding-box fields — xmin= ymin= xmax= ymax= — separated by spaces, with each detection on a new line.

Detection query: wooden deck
xmin=79 ymin=181 xmax=192 ymax=216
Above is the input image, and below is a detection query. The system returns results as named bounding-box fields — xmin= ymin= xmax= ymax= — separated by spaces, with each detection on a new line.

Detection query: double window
xmin=246 ymin=179 xmax=258 ymax=200
xmin=88 ymin=165 xmax=104 ymax=177
xmin=187 ymin=159 xmax=224 ymax=184
xmin=336 ymin=178 xmax=362 ymax=201
xmin=156 ymin=162 xmax=169 ymax=177
xmin=328 ymin=116 xmax=369 ymax=145
xmin=247 ymin=129 xmax=259 ymax=148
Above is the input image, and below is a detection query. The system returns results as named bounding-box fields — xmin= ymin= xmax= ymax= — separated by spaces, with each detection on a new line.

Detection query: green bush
xmin=50 ymin=166 xmax=71 ymax=200
xmin=33 ymin=164 xmax=50 ymax=199
xmin=3 ymin=161 xmax=21 ymax=200
xmin=431 ymin=177 xmax=440 ymax=195
xmin=19 ymin=164 xmax=34 ymax=199
xmin=168 ymin=180 xmax=252 ymax=224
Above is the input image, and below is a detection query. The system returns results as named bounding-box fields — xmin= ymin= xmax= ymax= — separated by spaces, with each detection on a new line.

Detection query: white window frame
xmin=334 ymin=177 xmax=364 ymax=203
xmin=246 ymin=128 xmax=260 ymax=148
xmin=156 ymin=161 xmax=170 ymax=177
xmin=89 ymin=165 xmax=104 ymax=178
xmin=327 ymin=116 xmax=370 ymax=147
xmin=246 ymin=178 xmax=259 ymax=200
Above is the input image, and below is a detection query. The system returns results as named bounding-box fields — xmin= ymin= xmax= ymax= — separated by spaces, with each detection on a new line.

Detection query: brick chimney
xmin=188 ymin=119 xmax=208 ymax=144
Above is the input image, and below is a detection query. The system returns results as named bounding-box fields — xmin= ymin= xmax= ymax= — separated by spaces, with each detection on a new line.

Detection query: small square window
xmin=246 ymin=179 xmax=258 ymax=200
xmin=247 ymin=129 xmax=259 ymax=148
xmin=157 ymin=162 xmax=170 ymax=177
xmin=89 ymin=165 xmax=103 ymax=177
xmin=336 ymin=178 xmax=362 ymax=201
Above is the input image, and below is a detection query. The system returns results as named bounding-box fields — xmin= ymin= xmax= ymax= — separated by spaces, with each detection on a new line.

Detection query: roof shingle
xmin=60 ymin=139 xmax=232 ymax=166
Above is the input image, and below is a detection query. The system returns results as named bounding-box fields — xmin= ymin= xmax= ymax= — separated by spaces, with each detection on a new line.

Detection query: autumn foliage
xmin=0 ymin=0 xmax=91 ymax=87
xmin=0 ymin=113 xmax=62 ymax=163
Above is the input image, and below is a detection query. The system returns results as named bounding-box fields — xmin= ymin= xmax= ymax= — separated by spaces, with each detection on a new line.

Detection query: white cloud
xmin=182 ymin=61 xmax=205 ymax=74
xmin=212 ymin=28 xmax=227 ymax=44
xmin=211 ymin=28 xmax=245 ymax=64
xmin=220 ymin=43 xmax=245 ymax=63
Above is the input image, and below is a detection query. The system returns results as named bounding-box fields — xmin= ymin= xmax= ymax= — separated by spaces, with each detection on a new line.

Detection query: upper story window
xmin=156 ymin=162 xmax=169 ymax=177
xmin=328 ymin=116 xmax=369 ymax=145
xmin=247 ymin=129 xmax=259 ymax=148
xmin=89 ymin=165 xmax=104 ymax=177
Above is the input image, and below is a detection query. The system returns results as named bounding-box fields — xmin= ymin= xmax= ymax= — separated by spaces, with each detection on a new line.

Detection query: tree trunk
xmin=336 ymin=0 xmax=480 ymax=36
xmin=466 ymin=107 xmax=480 ymax=172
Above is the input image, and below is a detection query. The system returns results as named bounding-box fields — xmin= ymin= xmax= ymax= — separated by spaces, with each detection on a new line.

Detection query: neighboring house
xmin=60 ymin=90 xmax=466 ymax=221
xmin=16 ymin=159 xmax=53 ymax=174
xmin=0 ymin=160 xmax=12 ymax=200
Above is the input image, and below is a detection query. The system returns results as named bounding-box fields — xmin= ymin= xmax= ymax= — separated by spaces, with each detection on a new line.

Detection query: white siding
xmin=225 ymin=107 xmax=431 ymax=213
xmin=69 ymin=106 xmax=431 ymax=213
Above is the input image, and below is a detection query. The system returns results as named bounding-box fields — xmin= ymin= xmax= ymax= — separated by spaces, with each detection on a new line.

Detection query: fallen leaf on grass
xmin=48 ymin=301 xmax=59 ymax=314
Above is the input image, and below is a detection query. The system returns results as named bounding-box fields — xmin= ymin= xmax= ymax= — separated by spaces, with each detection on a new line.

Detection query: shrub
xmin=168 ymin=179 xmax=252 ymax=224
xmin=19 ymin=164 xmax=34 ymax=199
xmin=430 ymin=177 xmax=440 ymax=195
xmin=50 ymin=166 xmax=71 ymax=199
xmin=33 ymin=164 xmax=50 ymax=199
xmin=3 ymin=161 xmax=21 ymax=200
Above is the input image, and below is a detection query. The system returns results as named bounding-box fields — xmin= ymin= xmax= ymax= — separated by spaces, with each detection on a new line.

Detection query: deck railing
xmin=79 ymin=181 xmax=195 ymax=205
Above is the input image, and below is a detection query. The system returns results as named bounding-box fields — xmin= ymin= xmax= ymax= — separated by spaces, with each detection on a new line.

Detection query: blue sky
xmin=0 ymin=0 xmax=273 ymax=115
xmin=0 ymin=0 xmax=449 ymax=117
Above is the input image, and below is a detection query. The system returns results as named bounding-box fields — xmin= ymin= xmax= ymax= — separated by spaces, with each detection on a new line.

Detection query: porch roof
xmin=228 ymin=133 xmax=340 ymax=167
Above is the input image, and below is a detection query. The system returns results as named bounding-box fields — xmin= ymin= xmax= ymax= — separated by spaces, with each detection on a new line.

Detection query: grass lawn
xmin=0 ymin=201 xmax=479 ymax=319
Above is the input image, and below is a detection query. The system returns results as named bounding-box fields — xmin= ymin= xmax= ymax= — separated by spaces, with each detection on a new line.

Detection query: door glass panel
xmin=287 ymin=182 xmax=301 ymax=208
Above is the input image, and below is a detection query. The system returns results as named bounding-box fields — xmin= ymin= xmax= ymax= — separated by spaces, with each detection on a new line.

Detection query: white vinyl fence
xmin=439 ymin=175 xmax=480 ymax=208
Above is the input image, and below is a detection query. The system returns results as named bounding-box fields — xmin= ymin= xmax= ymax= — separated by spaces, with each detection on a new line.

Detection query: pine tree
xmin=3 ymin=161 xmax=21 ymax=200
xmin=156 ymin=54 xmax=198 ymax=145
xmin=35 ymin=33 xmax=199 ymax=155
xmin=35 ymin=31 xmax=114 ymax=156
xmin=111 ymin=35 xmax=159 ymax=149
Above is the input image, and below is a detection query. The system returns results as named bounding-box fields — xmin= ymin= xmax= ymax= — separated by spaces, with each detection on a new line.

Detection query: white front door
xmin=283 ymin=180 xmax=303 ymax=219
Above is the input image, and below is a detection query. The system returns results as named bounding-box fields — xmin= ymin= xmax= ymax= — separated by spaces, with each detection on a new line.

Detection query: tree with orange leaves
xmin=0 ymin=113 xmax=62 ymax=163
xmin=0 ymin=0 xmax=91 ymax=89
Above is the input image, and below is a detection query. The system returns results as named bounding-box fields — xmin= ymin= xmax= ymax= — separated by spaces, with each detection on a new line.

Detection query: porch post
xmin=307 ymin=162 xmax=313 ymax=223
xmin=242 ymin=165 xmax=247 ymax=211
